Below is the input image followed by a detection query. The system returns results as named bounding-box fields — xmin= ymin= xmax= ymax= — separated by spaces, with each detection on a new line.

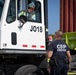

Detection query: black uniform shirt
xmin=48 ymin=40 xmax=69 ymax=59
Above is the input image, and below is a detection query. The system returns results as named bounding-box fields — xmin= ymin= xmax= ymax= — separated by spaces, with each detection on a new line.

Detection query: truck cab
xmin=0 ymin=0 xmax=49 ymax=75
xmin=0 ymin=0 xmax=48 ymax=51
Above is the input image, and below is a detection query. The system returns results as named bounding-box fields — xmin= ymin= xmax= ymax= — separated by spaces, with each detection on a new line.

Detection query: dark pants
xmin=50 ymin=61 xmax=69 ymax=75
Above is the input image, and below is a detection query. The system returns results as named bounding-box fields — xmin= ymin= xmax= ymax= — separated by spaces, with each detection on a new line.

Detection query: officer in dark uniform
xmin=47 ymin=30 xmax=71 ymax=75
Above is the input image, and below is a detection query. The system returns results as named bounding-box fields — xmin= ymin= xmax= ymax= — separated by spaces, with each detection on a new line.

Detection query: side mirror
xmin=18 ymin=15 xmax=27 ymax=28
xmin=19 ymin=15 xmax=27 ymax=24
xmin=18 ymin=10 xmax=27 ymax=23
xmin=18 ymin=10 xmax=27 ymax=28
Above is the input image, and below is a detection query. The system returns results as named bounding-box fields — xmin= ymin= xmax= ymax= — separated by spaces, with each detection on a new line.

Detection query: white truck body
xmin=0 ymin=0 xmax=48 ymax=75
xmin=0 ymin=0 xmax=47 ymax=52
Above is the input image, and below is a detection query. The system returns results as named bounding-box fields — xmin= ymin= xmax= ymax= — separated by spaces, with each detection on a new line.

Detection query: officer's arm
xmin=47 ymin=51 xmax=53 ymax=59
xmin=67 ymin=51 xmax=72 ymax=64
xmin=47 ymin=51 xmax=53 ymax=62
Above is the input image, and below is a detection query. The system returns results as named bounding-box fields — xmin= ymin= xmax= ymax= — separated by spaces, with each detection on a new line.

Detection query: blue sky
xmin=48 ymin=0 xmax=60 ymax=34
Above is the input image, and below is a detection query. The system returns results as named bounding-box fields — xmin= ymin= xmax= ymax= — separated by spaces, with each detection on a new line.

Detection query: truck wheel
xmin=0 ymin=69 xmax=5 ymax=75
xmin=14 ymin=65 xmax=45 ymax=75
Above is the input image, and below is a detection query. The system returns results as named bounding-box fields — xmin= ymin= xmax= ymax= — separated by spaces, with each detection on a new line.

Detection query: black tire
xmin=0 ymin=69 xmax=6 ymax=75
xmin=14 ymin=65 xmax=45 ymax=75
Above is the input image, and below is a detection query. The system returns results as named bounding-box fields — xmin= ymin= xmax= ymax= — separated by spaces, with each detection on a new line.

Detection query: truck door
xmin=1 ymin=0 xmax=46 ymax=51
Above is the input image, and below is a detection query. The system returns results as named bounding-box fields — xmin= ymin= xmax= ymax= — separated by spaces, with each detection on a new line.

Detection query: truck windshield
xmin=0 ymin=0 xmax=5 ymax=19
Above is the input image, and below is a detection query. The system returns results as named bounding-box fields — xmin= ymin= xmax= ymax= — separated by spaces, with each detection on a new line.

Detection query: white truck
xmin=0 ymin=0 xmax=49 ymax=75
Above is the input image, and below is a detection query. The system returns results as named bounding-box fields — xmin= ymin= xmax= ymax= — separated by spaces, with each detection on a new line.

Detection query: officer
xmin=47 ymin=30 xmax=71 ymax=75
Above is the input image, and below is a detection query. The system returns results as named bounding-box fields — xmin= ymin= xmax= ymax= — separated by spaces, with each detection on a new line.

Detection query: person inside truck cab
xmin=27 ymin=2 xmax=36 ymax=21
xmin=18 ymin=2 xmax=40 ymax=23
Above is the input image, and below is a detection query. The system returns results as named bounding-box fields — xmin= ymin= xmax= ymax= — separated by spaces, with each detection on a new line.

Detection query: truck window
xmin=18 ymin=0 xmax=41 ymax=23
xmin=0 ymin=0 xmax=5 ymax=19
xmin=27 ymin=0 xmax=41 ymax=23
xmin=6 ymin=0 xmax=16 ymax=23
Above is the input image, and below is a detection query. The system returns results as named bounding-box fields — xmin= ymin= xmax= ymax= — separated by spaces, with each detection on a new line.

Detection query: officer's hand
xmin=68 ymin=64 xmax=71 ymax=71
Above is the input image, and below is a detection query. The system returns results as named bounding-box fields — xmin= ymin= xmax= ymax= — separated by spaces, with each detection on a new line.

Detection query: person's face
xmin=48 ymin=36 xmax=52 ymax=41
xmin=28 ymin=7 xmax=35 ymax=12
